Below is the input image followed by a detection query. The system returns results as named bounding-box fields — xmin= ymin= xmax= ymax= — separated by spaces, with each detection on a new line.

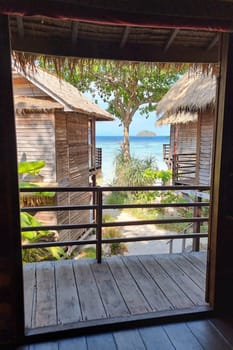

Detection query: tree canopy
xmin=44 ymin=61 xmax=184 ymax=159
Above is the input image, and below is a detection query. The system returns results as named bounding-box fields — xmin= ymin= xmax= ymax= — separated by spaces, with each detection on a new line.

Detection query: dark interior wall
xmin=0 ymin=15 xmax=24 ymax=344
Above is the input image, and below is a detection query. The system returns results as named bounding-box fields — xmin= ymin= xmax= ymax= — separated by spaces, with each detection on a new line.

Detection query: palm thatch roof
xmin=156 ymin=71 xmax=216 ymax=125
xmin=14 ymin=65 xmax=114 ymax=121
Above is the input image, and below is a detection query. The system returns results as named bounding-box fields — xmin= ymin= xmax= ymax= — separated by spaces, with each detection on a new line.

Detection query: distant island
xmin=137 ymin=130 xmax=156 ymax=137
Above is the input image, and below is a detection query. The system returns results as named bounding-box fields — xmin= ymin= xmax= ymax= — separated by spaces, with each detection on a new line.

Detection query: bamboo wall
xmin=198 ymin=110 xmax=214 ymax=185
xmin=16 ymin=113 xmax=56 ymax=182
xmin=176 ymin=122 xmax=197 ymax=154
xmin=55 ymin=112 xmax=90 ymax=241
xmin=170 ymin=115 xmax=214 ymax=186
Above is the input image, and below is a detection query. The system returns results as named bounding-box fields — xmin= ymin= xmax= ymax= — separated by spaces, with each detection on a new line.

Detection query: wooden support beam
xmin=71 ymin=21 xmax=79 ymax=46
xmin=11 ymin=36 xmax=219 ymax=63
xmin=0 ymin=15 xmax=24 ymax=345
xmin=208 ymin=32 xmax=233 ymax=313
xmin=16 ymin=16 xmax=24 ymax=39
xmin=2 ymin=1 xmax=233 ymax=31
xmin=206 ymin=33 xmax=219 ymax=51
xmin=164 ymin=29 xmax=179 ymax=52
xmin=120 ymin=26 xmax=130 ymax=48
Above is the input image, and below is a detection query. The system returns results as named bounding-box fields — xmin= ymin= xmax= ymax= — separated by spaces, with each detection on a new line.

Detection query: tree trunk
xmin=122 ymin=123 xmax=130 ymax=160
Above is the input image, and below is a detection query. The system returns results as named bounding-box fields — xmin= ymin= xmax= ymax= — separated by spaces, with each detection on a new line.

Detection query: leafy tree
xmin=43 ymin=61 xmax=183 ymax=160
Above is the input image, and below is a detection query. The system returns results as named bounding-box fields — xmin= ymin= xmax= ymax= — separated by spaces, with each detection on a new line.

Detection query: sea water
xmin=96 ymin=135 xmax=169 ymax=184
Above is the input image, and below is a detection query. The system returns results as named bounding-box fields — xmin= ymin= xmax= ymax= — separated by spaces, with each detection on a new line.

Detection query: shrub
xmin=113 ymin=150 xmax=157 ymax=187
xmin=77 ymin=247 xmax=97 ymax=259
xmin=21 ymin=212 xmax=67 ymax=262
xmin=103 ymin=227 xmax=128 ymax=256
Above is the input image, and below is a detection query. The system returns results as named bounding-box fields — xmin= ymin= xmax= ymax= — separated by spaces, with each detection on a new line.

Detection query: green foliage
xmin=102 ymin=213 xmax=116 ymax=222
xmin=103 ymin=227 xmax=128 ymax=256
xmin=21 ymin=212 xmax=46 ymax=241
xmin=142 ymin=168 xmax=172 ymax=185
xmin=102 ymin=213 xmax=128 ymax=256
xmin=104 ymin=191 xmax=129 ymax=205
xmin=19 ymin=160 xmax=64 ymax=262
xmin=160 ymin=191 xmax=187 ymax=204
xmin=21 ymin=212 xmax=67 ymax=262
xmin=18 ymin=160 xmax=45 ymax=175
xmin=113 ymin=149 xmax=158 ymax=187
xmin=19 ymin=160 xmax=55 ymax=198
xmin=77 ymin=247 xmax=97 ymax=259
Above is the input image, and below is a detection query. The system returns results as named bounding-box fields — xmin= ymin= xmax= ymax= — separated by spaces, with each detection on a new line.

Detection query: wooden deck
xmin=23 ymin=252 xmax=208 ymax=334
xmin=18 ymin=317 xmax=233 ymax=350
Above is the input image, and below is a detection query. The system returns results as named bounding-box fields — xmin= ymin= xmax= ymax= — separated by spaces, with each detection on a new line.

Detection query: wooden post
xmin=208 ymin=32 xmax=233 ymax=313
xmin=96 ymin=188 xmax=102 ymax=263
xmin=0 ymin=15 xmax=24 ymax=345
xmin=192 ymin=195 xmax=201 ymax=252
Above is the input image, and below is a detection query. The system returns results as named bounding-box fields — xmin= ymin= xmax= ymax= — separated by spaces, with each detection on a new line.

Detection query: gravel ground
xmin=114 ymin=211 xmax=196 ymax=255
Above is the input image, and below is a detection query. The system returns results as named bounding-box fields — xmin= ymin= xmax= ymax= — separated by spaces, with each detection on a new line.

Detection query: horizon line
xmin=96 ymin=134 xmax=170 ymax=137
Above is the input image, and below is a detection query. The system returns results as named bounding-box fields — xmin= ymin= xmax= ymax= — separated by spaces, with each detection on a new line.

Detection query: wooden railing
xmin=163 ymin=143 xmax=171 ymax=161
xmin=20 ymin=185 xmax=209 ymax=263
xmin=172 ymin=153 xmax=197 ymax=185
xmin=95 ymin=147 xmax=102 ymax=169
xmin=89 ymin=147 xmax=102 ymax=171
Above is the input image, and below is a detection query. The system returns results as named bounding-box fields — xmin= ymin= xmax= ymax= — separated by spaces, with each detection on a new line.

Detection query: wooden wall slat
xmin=198 ymin=110 xmax=214 ymax=186
xmin=55 ymin=112 xmax=91 ymax=242
xmin=16 ymin=113 xmax=56 ymax=182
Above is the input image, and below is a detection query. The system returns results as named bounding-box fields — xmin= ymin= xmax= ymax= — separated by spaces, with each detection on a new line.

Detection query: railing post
xmin=172 ymin=154 xmax=177 ymax=184
xmin=169 ymin=239 xmax=173 ymax=254
xmin=192 ymin=194 xmax=201 ymax=251
xmin=96 ymin=187 xmax=102 ymax=263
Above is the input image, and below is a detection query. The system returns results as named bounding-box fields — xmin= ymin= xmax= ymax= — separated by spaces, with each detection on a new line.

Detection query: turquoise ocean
xmin=96 ymin=135 xmax=170 ymax=184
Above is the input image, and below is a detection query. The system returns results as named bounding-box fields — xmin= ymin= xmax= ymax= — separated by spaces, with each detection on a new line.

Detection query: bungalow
xmin=156 ymin=71 xmax=216 ymax=186
xmin=14 ymin=66 xmax=114 ymax=240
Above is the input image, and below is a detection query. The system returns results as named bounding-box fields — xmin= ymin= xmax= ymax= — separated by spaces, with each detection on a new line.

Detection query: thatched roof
xmin=14 ymin=66 xmax=114 ymax=121
xmin=156 ymin=71 xmax=216 ymax=125
xmin=157 ymin=112 xmax=198 ymax=125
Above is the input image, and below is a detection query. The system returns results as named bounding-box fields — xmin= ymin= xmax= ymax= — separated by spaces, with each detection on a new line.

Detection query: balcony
xmin=20 ymin=185 xmax=210 ymax=336
xmin=89 ymin=147 xmax=102 ymax=173
xmin=23 ymin=252 xmax=207 ymax=335
xmin=172 ymin=154 xmax=197 ymax=185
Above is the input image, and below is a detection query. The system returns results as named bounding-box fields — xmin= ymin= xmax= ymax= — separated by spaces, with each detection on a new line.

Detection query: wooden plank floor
xmin=23 ymin=252 xmax=208 ymax=332
xmin=18 ymin=317 xmax=233 ymax=349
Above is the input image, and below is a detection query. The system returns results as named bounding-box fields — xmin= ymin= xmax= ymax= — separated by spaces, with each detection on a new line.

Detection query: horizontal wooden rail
xmin=103 ymin=202 xmax=209 ymax=209
xmin=20 ymin=185 xmax=210 ymax=262
xmin=21 ymin=204 xmax=98 ymax=212
xmin=22 ymin=233 xmax=208 ymax=250
xmin=20 ymin=185 xmax=210 ymax=192
xmin=21 ymin=223 xmax=97 ymax=232
xmin=102 ymin=217 xmax=208 ymax=228
xmin=21 ymin=202 xmax=209 ymax=213
xmin=172 ymin=153 xmax=197 ymax=185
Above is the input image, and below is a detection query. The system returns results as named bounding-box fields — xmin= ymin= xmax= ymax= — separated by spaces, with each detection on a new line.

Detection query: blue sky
xmin=96 ymin=111 xmax=170 ymax=136
xmin=85 ymin=92 xmax=169 ymax=136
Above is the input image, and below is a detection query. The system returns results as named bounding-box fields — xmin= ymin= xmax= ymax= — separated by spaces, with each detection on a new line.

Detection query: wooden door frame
xmin=0 ymin=14 xmax=25 ymax=345
xmin=208 ymin=32 xmax=233 ymax=313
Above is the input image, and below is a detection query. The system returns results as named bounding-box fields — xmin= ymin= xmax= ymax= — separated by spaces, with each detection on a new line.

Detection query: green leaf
xmin=21 ymin=230 xmax=37 ymax=240
xmin=18 ymin=160 xmax=45 ymax=175
xmin=20 ymin=212 xmax=42 ymax=227
xmin=47 ymin=246 xmax=67 ymax=260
